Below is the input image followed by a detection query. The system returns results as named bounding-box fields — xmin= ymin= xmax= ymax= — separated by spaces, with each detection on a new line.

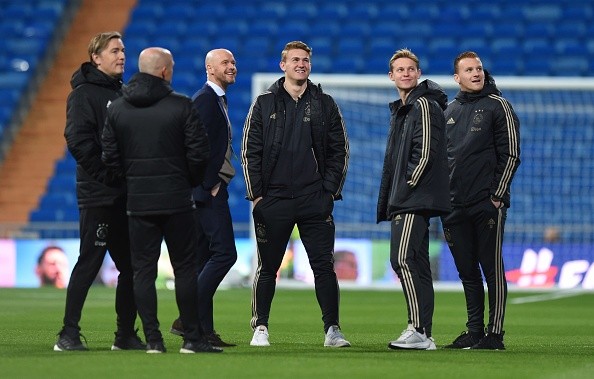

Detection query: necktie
xmin=220 ymin=95 xmax=232 ymax=139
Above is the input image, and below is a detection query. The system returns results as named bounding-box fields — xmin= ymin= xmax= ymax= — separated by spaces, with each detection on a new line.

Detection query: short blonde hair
xmin=389 ymin=48 xmax=419 ymax=72
xmin=281 ymin=41 xmax=312 ymax=62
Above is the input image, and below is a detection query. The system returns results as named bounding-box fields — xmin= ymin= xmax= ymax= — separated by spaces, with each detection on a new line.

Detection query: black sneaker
xmin=170 ymin=318 xmax=184 ymax=337
xmin=207 ymin=331 xmax=236 ymax=347
xmin=443 ymin=331 xmax=484 ymax=349
xmin=53 ymin=331 xmax=88 ymax=351
xmin=179 ymin=338 xmax=223 ymax=354
xmin=471 ymin=332 xmax=505 ymax=350
xmin=146 ymin=340 xmax=167 ymax=354
xmin=111 ymin=329 xmax=147 ymax=351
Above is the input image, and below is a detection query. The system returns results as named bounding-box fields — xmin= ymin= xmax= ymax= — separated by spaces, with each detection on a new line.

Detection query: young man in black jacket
xmin=56 ymin=31 xmax=143 ymax=352
xmin=241 ymin=41 xmax=350 ymax=348
xmin=377 ymin=48 xmax=451 ymax=350
xmin=102 ymin=47 xmax=219 ymax=354
xmin=442 ymin=51 xmax=520 ymax=350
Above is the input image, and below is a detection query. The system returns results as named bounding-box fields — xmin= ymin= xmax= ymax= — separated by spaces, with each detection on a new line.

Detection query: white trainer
xmin=250 ymin=325 xmax=270 ymax=346
xmin=388 ymin=324 xmax=432 ymax=350
xmin=324 ymin=325 xmax=351 ymax=347
xmin=426 ymin=337 xmax=437 ymax=350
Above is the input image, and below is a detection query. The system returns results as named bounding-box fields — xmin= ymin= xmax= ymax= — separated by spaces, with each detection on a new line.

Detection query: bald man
xmin=169 ymin=48 xmax=238 ymax=347
xmin=102 ymin=47 xmax=221 ymax=354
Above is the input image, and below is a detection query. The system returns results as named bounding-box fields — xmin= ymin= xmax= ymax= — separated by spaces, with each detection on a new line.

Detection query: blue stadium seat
xmin=341 ymin=22 xmax=371 ymax=39
xmin=523 ymin=22 xmax=553 ymax=39
xmin=250 ymin=21 xmax=279 ymax=38
xmin=350 ymin=4 xmax=379 ymax=21
xmin=550 ymin=56 xmax=589 ymax=76
xmin=317 ymin=3 xmax=348 ymax=21
xmin=523 ymin=4 xmax=562 ymax=22
xmin=337 ymin=38 xmax=365 ymax=55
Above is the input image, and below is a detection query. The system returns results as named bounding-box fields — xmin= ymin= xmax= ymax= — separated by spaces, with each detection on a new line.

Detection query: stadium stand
xmin=0 ymin=0 xmax=592 ymax=243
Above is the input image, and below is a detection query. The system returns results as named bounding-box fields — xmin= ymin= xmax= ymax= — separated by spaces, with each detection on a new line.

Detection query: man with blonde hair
xmin=57 ymin=31 xmax=143 ymax=352
xmin=242 ymin=41 xmax=350 ymax=348
xmin=377 ymin=48 xmax=451 ymax=350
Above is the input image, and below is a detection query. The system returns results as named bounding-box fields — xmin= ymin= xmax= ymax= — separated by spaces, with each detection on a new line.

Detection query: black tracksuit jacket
xmin=377 ymin=79 xmax=451 ymax=222
xmin=241 ymin=77 xmax=349 ymax=201
xmin=444 ymin=72 xmax=521 ymax=208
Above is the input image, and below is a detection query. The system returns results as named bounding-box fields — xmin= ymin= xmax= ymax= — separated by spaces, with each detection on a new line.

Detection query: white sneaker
xmin=324 ymin=325 xmax=351 ymax=347
xmin=250 ymin=325 xmax=270 ymax=346
xmin=388 ymin=325 xmax=432 ymax=350
xmin=426 ymin=337 xmax=437 ymax=350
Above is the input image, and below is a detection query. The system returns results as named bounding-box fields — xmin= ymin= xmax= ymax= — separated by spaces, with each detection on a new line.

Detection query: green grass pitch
xmin=0 ymin=286 xmax=592 ymax=379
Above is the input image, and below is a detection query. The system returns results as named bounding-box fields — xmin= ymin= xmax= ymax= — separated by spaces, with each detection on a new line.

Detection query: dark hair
xmin=37 ymin=245 xmax=65 ymax=264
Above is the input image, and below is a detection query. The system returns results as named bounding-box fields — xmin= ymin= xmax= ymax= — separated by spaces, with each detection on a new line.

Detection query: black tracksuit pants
xmin=390 ymin=213 xmax=434 ymax=337
xmin=128 ymin=211 xmax=202 ymax=344
xmin=441 ymin=199 xmax=508 ymax=335
xmin=250 ymin=191 xmax=339 ymax=333
xmin=195 ymin=183 xmax=238 ymax=334
xmin=61 ymin=202 xmax=137 ymax=338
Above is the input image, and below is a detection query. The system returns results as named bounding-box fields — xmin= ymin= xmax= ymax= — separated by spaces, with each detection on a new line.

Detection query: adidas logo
xmin=106 ymin=100 xmax=112 ymax=108
xmin=487 ymin=218 xmax=496 ymax=229
xmin=446 ymin=117 xmax=455 ymax=124
xmin=270 ymin=113 xmax=276 ymax=119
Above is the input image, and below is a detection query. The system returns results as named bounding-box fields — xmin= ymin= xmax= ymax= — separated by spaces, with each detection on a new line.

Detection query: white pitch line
xmin=510 ymin=290 xmax=585 ymax=305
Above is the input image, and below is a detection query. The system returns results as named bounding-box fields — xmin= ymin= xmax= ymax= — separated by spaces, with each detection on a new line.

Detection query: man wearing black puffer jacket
xmin=56 ymin=31 xmax=143 ymax=352
xmin=442 ymin=51 xmax=520 ymax=351
xmin=102 ymin=47 xmax=220 ymax=354
xmin=377 ymin=48 xmax=451 ymax=351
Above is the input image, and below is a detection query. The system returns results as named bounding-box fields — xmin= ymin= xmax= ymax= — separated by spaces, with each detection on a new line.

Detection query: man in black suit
xmin=170 ymin=48 xmax=238 ymax=347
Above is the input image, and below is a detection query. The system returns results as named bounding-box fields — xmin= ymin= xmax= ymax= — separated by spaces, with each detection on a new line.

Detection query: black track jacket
xmin=444 ymin=72 xmax=521 ymax=208
xmin=241 ymin=77 xmax=349 ymax=201
xmin=101 ymin=72 xmax=210 ymax=216
xmin=377 ymin=79 xmax=451 ymax=222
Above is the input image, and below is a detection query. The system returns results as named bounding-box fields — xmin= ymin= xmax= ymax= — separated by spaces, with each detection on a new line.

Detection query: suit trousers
xmin=195 ymin=183 xmax=238 ymax=334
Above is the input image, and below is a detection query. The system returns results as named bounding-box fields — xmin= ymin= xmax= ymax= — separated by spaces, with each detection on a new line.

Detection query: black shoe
xmin=112 ymin=329 xmax=147 ymax=350
xmin=207 ymin=331 xmax=237 ymax=347
xmin=146 ymin=340 xmax=167 ymax=353
xmin=443 ymin=331 xmax=484 ymax=349
xmin=170 ymin=318 xmax=184 ymax=337
xmin=471 ymin=332 xmax=505 ymax=350
xmin=53 ymin=331 xmax=89 ymax=351
xmin=180 ymin=339 xmax=223 ymax=353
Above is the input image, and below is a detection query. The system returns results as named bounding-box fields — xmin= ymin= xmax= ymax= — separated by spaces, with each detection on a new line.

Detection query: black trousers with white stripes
xmin=441 ymin=199 xmax=508 ymax=335
xmin=390 ymin=213 xmax=434 ymax=337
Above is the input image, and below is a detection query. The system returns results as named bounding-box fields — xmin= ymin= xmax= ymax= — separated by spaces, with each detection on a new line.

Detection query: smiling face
xmin=92 ymin=37 xmax=125 ymax=78
xmin=454 ymin=56 xmax=485 ymax=93
xmin=280 ymin=47 xmax=311 ymax=84
xmin=389 ymin=57 xmax=421 ymax=93
xmin=206 ymin=49 xmax=237 ymax=90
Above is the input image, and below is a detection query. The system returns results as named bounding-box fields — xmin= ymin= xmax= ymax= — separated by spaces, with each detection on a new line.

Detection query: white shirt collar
xmin=207 ymin=81 xmax=225 ymax=97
